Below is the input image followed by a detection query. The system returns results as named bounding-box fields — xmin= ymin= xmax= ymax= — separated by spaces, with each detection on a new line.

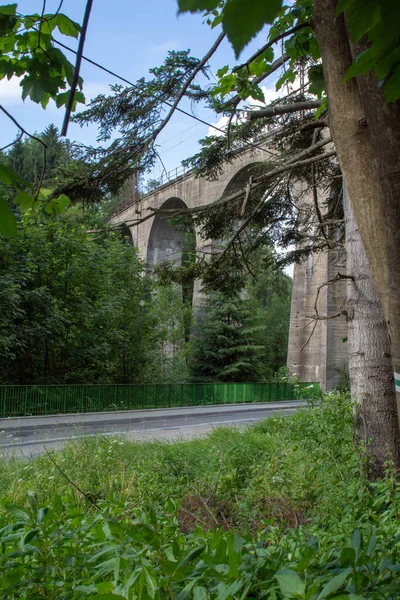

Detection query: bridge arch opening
xmin=146 ymin=197 xmax=195 ymax=270
xmin=221 ymin=162 xmax=266 ymax=198
xmin=119 ymin=224 xmax=133 ymax=244
xmin=147 ymin=196 xmax=196 ymax=342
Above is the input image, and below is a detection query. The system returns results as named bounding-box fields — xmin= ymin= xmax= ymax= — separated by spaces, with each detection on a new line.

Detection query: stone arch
xmin=221 ymin=161 xmax=266 ymax=198
xmin=146 ymin=197 xmax=195 ymax=270
xmin=119 ymin=224 xmax=134 ymax=244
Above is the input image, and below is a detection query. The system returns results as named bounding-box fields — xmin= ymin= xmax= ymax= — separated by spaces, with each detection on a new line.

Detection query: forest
xmin=0 ymin=126 xmax=292 ymax=385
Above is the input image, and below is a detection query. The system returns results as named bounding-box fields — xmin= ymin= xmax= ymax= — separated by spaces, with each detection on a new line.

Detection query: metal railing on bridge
xmin=0 ymin=382 xmax=320 ymax=418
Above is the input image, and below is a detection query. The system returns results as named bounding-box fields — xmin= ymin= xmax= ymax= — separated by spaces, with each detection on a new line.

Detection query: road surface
xmin=0 ymin=401 xmax=306 ymax=457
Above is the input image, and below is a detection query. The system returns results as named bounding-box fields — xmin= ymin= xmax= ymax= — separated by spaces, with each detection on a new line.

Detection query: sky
xmin=1 ymin=0 xmax=284 ymax=181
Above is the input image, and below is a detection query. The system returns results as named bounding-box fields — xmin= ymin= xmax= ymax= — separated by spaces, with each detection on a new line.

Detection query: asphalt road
xmin=0 ymin=401 xmax=306 ymax=457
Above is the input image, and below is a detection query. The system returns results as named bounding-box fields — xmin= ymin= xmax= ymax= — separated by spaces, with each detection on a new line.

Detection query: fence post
xmin=2 ymin=387 xmax=6 ymax=418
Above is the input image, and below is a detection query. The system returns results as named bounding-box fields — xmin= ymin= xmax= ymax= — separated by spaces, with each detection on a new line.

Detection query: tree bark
xmin=348 ymin=38 xmax=400 ymax=421
xmin=313 ymin=0 xmax=400 ymax=436
xmin=344 ymin=185 xmax=400 ymax=477
xmin=312 ymin=0 xmax=388 ymax=318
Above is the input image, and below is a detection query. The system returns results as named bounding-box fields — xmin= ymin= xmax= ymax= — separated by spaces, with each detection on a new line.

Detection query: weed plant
xmin=0 ymin=393 xmax=399 ymax=598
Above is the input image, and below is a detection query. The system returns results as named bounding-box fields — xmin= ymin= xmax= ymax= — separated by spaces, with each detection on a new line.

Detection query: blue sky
xmin=1 ymin=0 xmax=281 ymax=179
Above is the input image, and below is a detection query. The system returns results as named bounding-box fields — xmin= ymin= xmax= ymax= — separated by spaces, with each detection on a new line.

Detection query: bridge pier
xmin=287 ymin=248 xmax=348 ymax=390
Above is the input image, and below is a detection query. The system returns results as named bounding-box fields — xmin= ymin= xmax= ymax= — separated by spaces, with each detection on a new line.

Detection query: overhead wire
xmin=51 ymin=36 xmax=279 ymax=157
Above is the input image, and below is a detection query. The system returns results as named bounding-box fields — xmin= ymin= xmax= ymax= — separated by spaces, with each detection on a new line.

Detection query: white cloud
xmin=0 ymin=77 xmax=24 ymax=106
xmin=82 ymin=81 xmax=114 ymax=102
xmin=149 ymin=41 xmax=181 ymax=54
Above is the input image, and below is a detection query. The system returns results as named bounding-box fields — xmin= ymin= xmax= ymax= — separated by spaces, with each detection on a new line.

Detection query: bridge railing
xmin=0 ymin=382 xmax=320 ymax=418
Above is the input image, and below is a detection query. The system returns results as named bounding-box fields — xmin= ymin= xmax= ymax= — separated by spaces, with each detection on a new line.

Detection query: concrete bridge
xmin=110 ymin=142 xmax=348 ymax=390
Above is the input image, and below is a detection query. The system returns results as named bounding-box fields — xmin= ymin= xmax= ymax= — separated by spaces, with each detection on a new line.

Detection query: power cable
xmin=52 ymin=37 xmax=277 ymax=157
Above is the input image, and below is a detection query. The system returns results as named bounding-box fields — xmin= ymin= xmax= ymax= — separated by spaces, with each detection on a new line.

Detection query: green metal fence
xmin=0 ymin=382 xmax=320 ymax=418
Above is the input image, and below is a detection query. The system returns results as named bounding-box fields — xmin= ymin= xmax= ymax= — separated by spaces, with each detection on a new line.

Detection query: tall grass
xmin=0 ymin=392 xmax=399 ymax=598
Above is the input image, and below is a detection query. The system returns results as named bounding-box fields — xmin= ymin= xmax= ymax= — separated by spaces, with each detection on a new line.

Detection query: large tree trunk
xmin=312 ymin=0 xmax=400 ymax=452
xmin=344 ymin=186 xmax=400 ymax=477
xmin=348 ymin=38 xmax=400 ymax=422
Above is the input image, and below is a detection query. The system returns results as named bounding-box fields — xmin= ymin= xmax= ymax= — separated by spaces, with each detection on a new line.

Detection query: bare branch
xmin=233 ymin=22 xmax=312 ymax=73
xmin=301 ymin=272 xmax=354 ymax=351
xmin=0 ymin=105 xmax=47 ymax=147
xmin=248 ymin=100 xmax=322 ymax=121
xmin=0 ymin=132 xmax=23 ymax=152
xmin=151 ymin=32 xmax=226 ymax=141
xmin=300 ymin=119 xmax=329 ymax=132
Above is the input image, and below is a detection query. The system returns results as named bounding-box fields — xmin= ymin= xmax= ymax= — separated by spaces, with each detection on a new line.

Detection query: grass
xmin=0 ymin=392 xmax=399 ymax=598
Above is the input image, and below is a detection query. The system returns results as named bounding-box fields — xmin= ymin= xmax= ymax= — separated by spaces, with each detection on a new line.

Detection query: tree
xmin=0 ymin=204 xmax=157 ymax=384
xmin=37 ymin=0 xmax=398 ymax=473
xmin=0 ymin=2 xmax=86 ymax=236
xmin=344 ymin=185 xmax=400 ymax=477
xmin=172 ymin=0 xmax=400 ymax=476
xmin=190 ymin=291 xmax=266 ymax=382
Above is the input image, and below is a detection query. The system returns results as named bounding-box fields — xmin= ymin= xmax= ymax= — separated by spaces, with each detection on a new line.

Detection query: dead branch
xmin=300 ymin=272 xmax=354 ymax=352
xmin=239 ymin=176 xmax=253 ymax=216
xmin=248 ymin=100 xmax=322 ymax=121
xmin=151 ymin=32 xmax=225 ymax=141
xmin=300 ymin=119 xmax=329 ymax=132
xmin=233 ymin=23 xmax=311 ymax=73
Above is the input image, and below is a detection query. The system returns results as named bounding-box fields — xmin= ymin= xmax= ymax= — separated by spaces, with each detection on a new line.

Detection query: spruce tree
xmin=190 ymin=292 xmax=266 ymax=382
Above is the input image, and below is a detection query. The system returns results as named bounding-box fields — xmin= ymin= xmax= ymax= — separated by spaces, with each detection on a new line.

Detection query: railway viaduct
xmin=110 ymin=144 xmax=348 ymax=390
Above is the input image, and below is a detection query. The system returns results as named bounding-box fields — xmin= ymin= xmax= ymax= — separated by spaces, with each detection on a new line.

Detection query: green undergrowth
xmin=0 ymin=393 xmax=399 ymax=598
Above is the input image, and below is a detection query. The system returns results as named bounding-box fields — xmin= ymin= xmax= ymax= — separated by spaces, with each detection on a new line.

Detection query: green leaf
xmin=308 ymin=64 xmax=325 ymax=97
xmin=0 ymin=197 xmax=17 ymax=237
xmin=335 ymin=0 xmax=357 ymax=15
xmin=91 ymin=595 xmax=125 ymax=600
xmin=193 ymin=587 xmax=208 ymax=600
xmin=14 ymin=191 xmax=34 ymax=213
xmin=223 ymin=0 xmax=283 ymax=58
xmin=178 ymin=0 xmax=219 ymax=11
xmin=345 ymin=0 xmax=380 ymax=42
xmin=37 ymin=507 xmax=49 ymax=523
xmin=0 ymin=4 xmax=17 ymax=16
xmin=351 ymin=530 xmax=362 ymax=552
xmin=176 ymin=544 xmax=206 ymax=570
xmin=315 ymin=97 xmax=328 ymax=119
xmin=56 ymin=89 xmax=85 ymax=110
xmin=343 ymin=48 xmax=376 ymax=81
xmin=142 ymin=564 xmax=157 ymax=599
xmin=0 ymin=164 xmax=26 ymax=188
xmin=317 ymin=568 xmax=352 ymax=599
xmin=44 ymin=194 xmax=71 ymax=215
xmin=96 ymin=582 xmax=115 ymax=594
xmin=51 ymin=13 xmax=80 ymax=38
xmin=275 ymin=570 xmax=305 ymax=598
xmin=383 ymin=64 xmax=400 ymax=103
xmin=21 ymin=528 xmax=39 ymax=545
xmin=0 ymin=568 xmax=24 ymax=589
xmin=217 ymin=65 xmax=229 ymax=78
xmin=340 ymin=547 xmax=356 ymax=567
